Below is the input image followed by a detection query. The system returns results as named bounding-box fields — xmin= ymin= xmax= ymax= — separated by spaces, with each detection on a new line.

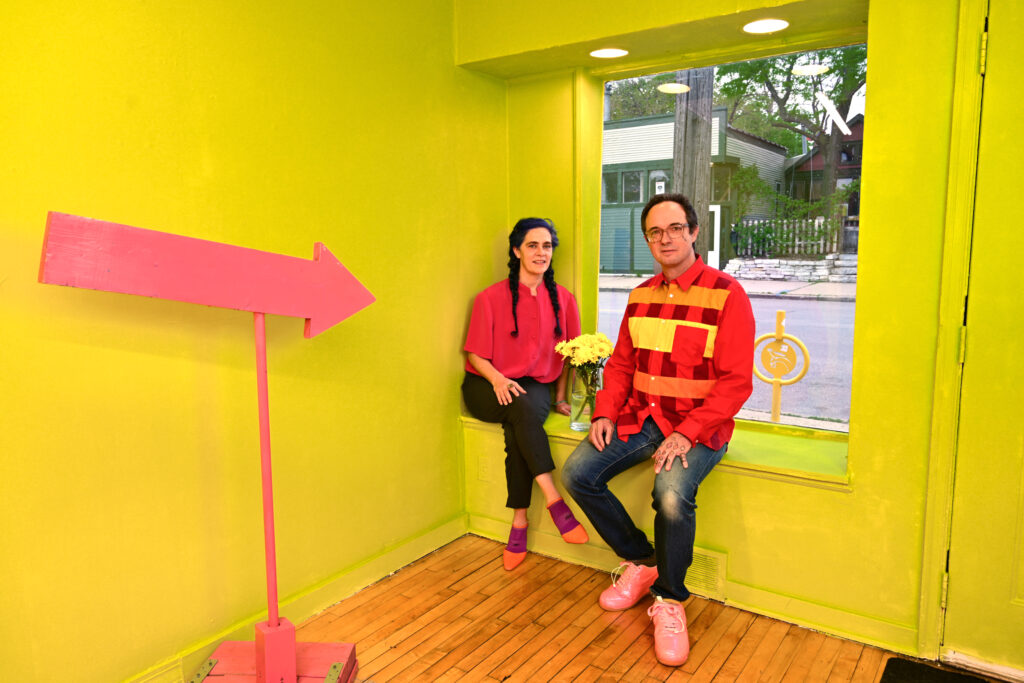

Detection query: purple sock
xmin=506 ymin=525 xmax=527 ymax=553
xmin=547 ymin=499 xmax=580 ymax=535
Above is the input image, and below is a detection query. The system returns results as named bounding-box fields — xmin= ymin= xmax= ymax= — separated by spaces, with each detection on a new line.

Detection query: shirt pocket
xmin=670 ymin=325 xmax=709 ymax=366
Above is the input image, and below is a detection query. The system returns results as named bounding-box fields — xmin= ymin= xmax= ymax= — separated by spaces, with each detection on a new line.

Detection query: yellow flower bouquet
xmin=556 ymin=333 xmax=614 ymax=430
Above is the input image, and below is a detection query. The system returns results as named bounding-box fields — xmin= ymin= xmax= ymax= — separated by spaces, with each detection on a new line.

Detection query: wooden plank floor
xmin=296 ymin=534 xmax=895 ymax=682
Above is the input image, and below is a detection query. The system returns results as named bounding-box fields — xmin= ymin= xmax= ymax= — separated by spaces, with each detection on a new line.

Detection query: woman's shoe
xmin=503 ymin=524 xmax=528 ymax=570
xmin=547 ymin=498 xmax=589 ymax=544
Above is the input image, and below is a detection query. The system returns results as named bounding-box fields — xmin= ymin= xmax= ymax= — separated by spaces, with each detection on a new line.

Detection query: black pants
xmin=462 ymin=372 xmax=555 ymax=509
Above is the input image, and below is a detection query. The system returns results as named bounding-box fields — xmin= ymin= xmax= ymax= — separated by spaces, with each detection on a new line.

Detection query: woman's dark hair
xmin=507 ymin=217 xmax=562 ymax=338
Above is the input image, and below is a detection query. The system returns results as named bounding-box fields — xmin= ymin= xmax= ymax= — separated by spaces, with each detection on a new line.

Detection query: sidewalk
xmin=599 ymin=274 xmax=856 ymax=301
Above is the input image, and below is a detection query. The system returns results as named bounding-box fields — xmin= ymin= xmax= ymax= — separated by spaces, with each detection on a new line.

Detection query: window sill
xmin=460 ymin=413 xmax=850 ymax=490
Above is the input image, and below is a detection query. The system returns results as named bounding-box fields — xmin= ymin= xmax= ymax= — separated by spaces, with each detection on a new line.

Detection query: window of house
xmin=622 ymin=170 xmax=644 ymax=203
xmin=603 ymin=171 xmax=621 ymax=203
xmin=712 ymin=165 xmax=733 ymax=202
xmin=649 ymin=169 xmax=670 ymax=198
xmin=598 ymin=45 xmax=866 ymax=444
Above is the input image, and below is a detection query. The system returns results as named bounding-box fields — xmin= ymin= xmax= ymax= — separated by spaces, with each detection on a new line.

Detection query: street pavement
xmin=599 ymin=274 xmax=856 ymax=302
xmin=597 ymin=274 xmax=856 ymax=431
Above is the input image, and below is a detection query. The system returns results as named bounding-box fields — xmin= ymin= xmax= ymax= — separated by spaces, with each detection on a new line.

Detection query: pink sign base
xmin=206 ymin=634 xmax=357 ymax=683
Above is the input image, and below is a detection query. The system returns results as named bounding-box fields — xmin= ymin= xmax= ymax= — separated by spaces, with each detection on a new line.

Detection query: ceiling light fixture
xmin=742 ymin=18 xmax=790 ymax=34
xmin=590 ymin=48 xmax=629 ymax=59
xmin=657 ymin=83 xmax=691 ymax=94
xmin=793 ymin=64 xmax=830 ymax=76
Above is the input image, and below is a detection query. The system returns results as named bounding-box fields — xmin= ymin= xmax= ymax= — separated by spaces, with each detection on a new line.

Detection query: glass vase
xmin=569 ymin=365 xmax=602 ymax=431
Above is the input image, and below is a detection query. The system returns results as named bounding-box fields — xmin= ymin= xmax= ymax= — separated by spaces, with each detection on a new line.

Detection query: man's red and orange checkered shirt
xmin=595 ymin=256 xmax=755 ymax=450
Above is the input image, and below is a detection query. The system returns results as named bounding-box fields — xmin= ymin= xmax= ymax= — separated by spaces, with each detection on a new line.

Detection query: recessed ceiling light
xmin=590 ymin=48 xmax=629 ymax=59
xmin=742 ymin=18 xmax=790 ymax=34
xmin=657 ymin=83 xmax=691 ymax=94
xmin=792 ymin=64 xmax=830 ymax=76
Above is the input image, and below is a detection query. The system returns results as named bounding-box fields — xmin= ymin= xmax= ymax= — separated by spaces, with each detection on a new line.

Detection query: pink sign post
xmin=39 ymin=212 xmax=374 ymax=683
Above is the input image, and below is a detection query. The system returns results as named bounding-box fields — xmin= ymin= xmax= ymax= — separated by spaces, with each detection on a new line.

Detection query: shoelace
xmin=648 ymin=599 xmax=685 ymax=633
xmin=609 ymin=562 xmax=638 ymax=588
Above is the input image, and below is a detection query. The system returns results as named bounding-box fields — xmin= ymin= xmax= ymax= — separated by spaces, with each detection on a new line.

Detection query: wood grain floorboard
xmin=297 ymin=535 xmax=910 ymax=682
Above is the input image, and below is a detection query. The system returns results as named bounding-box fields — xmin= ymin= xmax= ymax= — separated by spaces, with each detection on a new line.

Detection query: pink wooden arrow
xmin=39 ymin=211 xmax=374 ymax=337
xmin=38 ymin=211 xmax=367 ymax=681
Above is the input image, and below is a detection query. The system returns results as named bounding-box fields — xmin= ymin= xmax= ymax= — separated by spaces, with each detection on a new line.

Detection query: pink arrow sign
xmin=39 ymin=211 xmax=375 ymax=337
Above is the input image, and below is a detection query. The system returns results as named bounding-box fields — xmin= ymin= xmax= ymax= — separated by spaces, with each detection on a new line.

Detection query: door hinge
xmin=980 ymin=24 xmax=988 ymax=75
xmin=958 ymin=325 xmax=967 ymax=365
xmin=941 ymin=571 xmax=950 ymax=609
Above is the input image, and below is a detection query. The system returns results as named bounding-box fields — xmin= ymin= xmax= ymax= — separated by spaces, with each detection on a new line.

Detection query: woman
xmin=462 ymin=217 xmax=589 ymax=570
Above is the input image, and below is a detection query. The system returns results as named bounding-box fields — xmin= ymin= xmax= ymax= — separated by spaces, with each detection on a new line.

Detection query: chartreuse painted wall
xmin=459 ymin=0 xmax=1022 ymax=673
xmin=1 ymin=0 xmax=1018 ymax=681
xmin=0 ymin=2 xmax=512 ymax=681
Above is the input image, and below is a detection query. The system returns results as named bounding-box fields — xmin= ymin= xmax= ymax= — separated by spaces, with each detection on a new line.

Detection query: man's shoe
xmin=647 ymin=596 xmax=689 ymax=666
xmin=598 ymin=561 xmax=659 ymax=610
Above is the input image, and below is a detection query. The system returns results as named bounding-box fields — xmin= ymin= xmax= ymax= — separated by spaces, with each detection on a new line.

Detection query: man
xmin=562 ymin=193 xmax=754 ymax=666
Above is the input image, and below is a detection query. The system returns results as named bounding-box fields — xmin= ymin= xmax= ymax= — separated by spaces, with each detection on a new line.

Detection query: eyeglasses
xmin=644 ymin=223 xmax=689 ymax=242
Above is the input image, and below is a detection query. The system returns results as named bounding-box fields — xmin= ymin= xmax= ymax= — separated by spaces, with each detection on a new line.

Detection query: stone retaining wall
xmin=724 ymin=254 xmax=858 ymax=283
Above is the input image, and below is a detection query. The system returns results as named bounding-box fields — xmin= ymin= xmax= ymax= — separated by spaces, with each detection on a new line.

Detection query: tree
xmin=716 ymin=45 xmax=866 ymax=209
xmin=605 ymin=74 xmax=676 ymax=120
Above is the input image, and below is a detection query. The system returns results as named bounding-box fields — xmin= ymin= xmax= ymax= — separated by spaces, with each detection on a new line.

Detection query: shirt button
xmin=669 ymin=294 xmax=674 ymax=298
xmin=651 ymin=402 xmax=656 ymax=407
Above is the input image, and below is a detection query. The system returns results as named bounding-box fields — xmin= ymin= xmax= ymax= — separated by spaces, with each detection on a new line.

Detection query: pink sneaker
xmin=647 ymin=596 xmax=689 ymax=666
xmin=598 ymin=562 xmax=659 ymax=610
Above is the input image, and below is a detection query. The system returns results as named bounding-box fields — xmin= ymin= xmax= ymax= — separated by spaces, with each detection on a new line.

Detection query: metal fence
xmin=733 ymin=218 xmax=842 ymax=258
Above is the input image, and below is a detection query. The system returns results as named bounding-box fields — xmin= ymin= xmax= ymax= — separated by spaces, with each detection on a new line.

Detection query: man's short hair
xmin=640 ymin=193 xmax=699 ymax=234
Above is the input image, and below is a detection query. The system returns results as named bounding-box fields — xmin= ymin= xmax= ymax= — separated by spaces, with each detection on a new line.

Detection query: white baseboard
xmin=942 ymin=651 xmax=1024 ymax=682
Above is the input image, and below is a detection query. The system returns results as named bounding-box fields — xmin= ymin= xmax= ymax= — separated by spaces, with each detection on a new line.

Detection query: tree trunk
xmin=671 ymin=67 xmax=715 ymax=261
xmin=818 ymin=130 xmax=841 ymax=206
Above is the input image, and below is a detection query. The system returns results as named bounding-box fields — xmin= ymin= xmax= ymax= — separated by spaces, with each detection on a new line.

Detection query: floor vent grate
xmin=688 ymin=547 xmax=727 ymax=601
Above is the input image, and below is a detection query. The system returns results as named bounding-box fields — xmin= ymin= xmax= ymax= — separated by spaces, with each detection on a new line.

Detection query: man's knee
xmin=653 ymin=468 xmax=700 ymax=520
xmin=653 ymin=485 xmax=696 ymax=522
xmin=562 ymin=440 xmax=596 ymax=491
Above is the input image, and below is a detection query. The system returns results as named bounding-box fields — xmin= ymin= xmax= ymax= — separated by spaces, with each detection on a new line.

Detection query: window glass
xmin=622 ymin=170 xmax=643 ymax=203
xmin=712 ymin=165 xmax=733 ymax=202
xmin=602 ymin=172 xmax=621 ymax=203
xmin=649 ymin=169 xmax=671 ymax=198
xmin=598 ymin=45 xmax=866 ymax=433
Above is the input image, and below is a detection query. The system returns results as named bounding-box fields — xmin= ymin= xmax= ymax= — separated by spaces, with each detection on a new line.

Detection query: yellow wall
xmin=2 ymin=0 xmax=1016 ymax=679
xmin=456 ymin=0 xmax=983 ymax=663
xmin=0 ymin=2 xmax=509 ymax=680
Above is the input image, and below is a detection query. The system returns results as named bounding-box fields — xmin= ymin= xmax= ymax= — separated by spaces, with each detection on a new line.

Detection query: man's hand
xmin=653 ymin=432 xmax=692 ymax=473
xmin=588 ymin=417 xmax=616 ymax=451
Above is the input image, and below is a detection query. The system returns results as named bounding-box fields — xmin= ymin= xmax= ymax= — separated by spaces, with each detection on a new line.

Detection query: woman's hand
xmin=553 ymin=399 xmax=571 ymax=416
xmin=493 ymin=377 xmax=525 ymax=405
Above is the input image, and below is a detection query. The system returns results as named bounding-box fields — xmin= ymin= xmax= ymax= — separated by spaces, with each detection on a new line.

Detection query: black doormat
xmin=881 ymin=657 xmax=988 ymax=682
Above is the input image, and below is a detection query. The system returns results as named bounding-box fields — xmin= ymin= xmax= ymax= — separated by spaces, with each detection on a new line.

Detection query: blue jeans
xmin=561 ymin=416 xmax=726 ymax=602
